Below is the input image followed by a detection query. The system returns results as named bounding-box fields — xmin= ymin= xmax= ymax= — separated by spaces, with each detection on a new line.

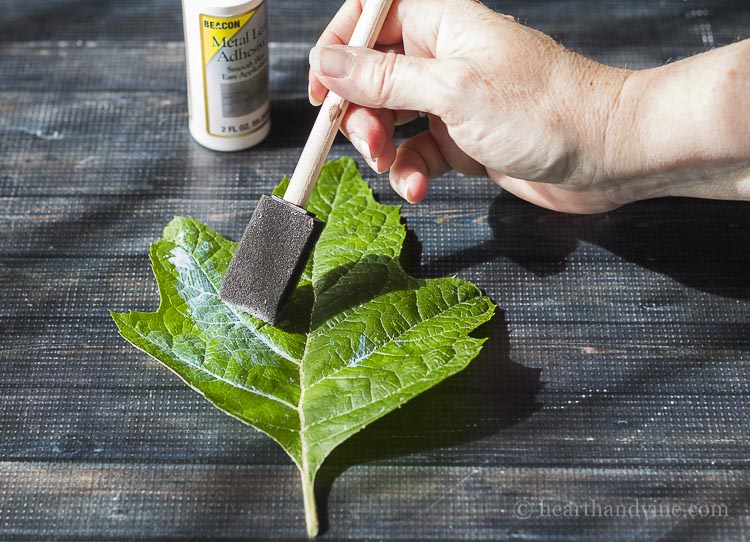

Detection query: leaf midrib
xmin=313 ymin=205 xmax=400 ymax=299
xmin=295 ymin=163 xmax=354 ymax=479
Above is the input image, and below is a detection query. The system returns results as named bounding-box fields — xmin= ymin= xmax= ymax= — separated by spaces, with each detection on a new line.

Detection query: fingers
xmin=389 ymin=131 xmax=451 ymax=203
xmin=309 ymin=0 xmax=405 ymax=105
xmin=394 ymin=110 xmax=419 ymax=126
xmin=340 ymin=105 xmax=397 ymax=174
xmin=308 ymin=0 xmax=446 ymax=105
xmin=310 ymin=41 xmax=406 ymax=106
xmin=318 ymin=0 xmax=405 ymax=49
xmin=339 ymin=104 xmax=415 ymax=173
xmin=340 ymin=112 xmax=485 ymax=203
xmin=427 ymin=116 xmax=487 ymax=177
xmin=374 ymin=42 xmax=405 ymax=55
xmin=308 ymin=0 xmax=360 ymax=105
xmin=309 ymin=45 xmax=454 ymax=115
xmin=331 ymin=40 xmax=409 ymax=170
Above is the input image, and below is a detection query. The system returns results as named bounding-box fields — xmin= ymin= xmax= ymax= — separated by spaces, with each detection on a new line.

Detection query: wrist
xmin=600 ymin=40 xmax=750 ymax=204
xmin=548 ymin=52 xmax=635 ymax=193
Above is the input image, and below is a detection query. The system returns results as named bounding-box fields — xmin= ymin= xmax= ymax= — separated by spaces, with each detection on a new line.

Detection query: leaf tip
xmin=165 ymin=215 xmax=184 ymax=230
xmin=109 ymin=309 xmax=128 ymax=334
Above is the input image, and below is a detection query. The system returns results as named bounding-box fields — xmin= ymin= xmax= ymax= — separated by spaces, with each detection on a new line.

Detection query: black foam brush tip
xmin=220 ymin=195 xmax=324 ymax=324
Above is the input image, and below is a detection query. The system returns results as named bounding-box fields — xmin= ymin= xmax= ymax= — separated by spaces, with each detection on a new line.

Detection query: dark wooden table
xmin=2 ymin=1 xmax=749 ymax=540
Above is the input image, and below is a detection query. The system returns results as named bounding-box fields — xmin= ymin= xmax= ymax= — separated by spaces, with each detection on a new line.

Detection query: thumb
xmin=309 ymin=45 xmax=454 ymax=116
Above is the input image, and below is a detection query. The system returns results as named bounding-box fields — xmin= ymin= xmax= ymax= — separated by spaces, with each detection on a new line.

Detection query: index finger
xmin=309 ymin=0 xmax=403 ymax=104
xmin=321 ymin=0 xmax=405 ymax=51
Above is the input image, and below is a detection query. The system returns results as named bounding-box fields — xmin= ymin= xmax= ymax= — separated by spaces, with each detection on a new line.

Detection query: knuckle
xmin=451 ymin=60 xmax=485 ymax=93
xmin=370 ymin=51 xmax=401 ymax=106
xmin=433 ymin=61 xmax=485 ymax=124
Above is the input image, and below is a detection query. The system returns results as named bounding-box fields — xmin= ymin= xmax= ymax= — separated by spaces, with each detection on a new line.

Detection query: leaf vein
xmin=122 ymin=317 xmax=298 ymax=411
xmin=306 ymin=294 xmax=485 ymax=390
xmin=173 ymin=235 xmax=299 ymax=364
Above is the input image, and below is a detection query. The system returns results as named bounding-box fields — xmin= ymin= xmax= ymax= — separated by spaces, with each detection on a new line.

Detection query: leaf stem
xmin=301 ymin=472 xmax=318 ymax=538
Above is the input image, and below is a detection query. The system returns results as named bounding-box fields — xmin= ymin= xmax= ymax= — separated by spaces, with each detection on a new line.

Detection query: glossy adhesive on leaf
xmin=111 ymin=157 xmax=495 ymax=534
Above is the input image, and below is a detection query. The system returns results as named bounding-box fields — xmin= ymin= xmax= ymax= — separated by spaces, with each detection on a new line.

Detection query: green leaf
xmin=111 ymin=158 xmax=495 ymax=537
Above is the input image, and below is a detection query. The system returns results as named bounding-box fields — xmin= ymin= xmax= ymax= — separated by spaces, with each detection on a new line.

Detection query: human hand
xmin=308 ymin=0 xmax=633 ymax=213
xmin=309 ymin=0 xmax=750 ymax=212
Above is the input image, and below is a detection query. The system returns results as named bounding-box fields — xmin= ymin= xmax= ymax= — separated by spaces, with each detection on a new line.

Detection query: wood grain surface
xmin=1 ymin=1 xmax=749 ymax=540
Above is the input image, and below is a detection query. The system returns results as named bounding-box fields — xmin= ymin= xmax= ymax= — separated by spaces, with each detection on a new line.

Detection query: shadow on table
xmin=310 ymin=190 xmax=748 ymax=533
xmin=314 ymin=306 xmax=543 ymax=534
xmin=421 ymin=191 xmax=750 ymax=300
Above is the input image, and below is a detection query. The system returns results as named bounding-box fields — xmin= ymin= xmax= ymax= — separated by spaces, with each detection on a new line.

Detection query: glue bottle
xmin=181 ymin=0 xmax=270 ymax=151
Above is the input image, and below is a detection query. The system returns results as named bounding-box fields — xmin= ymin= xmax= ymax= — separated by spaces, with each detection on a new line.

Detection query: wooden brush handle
xmin=283 ymin=0 xmax=394 ymax=207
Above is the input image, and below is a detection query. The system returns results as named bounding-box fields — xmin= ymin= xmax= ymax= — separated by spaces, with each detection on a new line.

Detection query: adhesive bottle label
xmin=199 ymin=1 xmax=269 ymax=139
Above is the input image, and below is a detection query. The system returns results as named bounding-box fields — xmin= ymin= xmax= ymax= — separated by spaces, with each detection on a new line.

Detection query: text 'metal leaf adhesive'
xmin=182 ymin=0 xmax=270 ymax=151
